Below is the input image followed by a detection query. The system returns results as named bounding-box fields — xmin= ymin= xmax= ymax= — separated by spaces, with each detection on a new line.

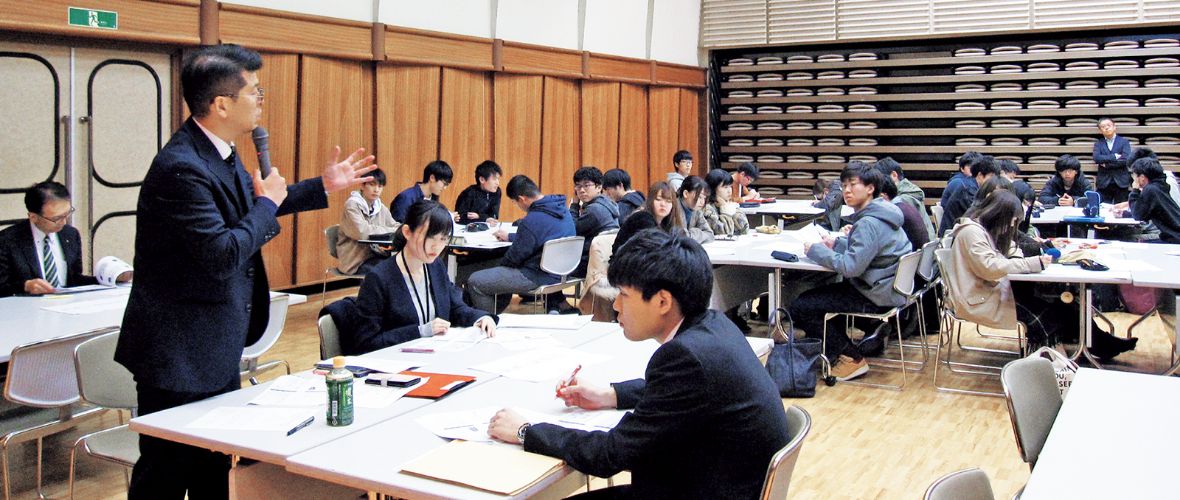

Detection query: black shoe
xmin=1089 ymin=331 xmax=1138 ymax=361
xmin=547 ymin=302 xmax=579 ymax=315
xmin=726 ymin=309 xmax=752 ymax=333
xmin=857 ymin=322 xmax=891 ymax=357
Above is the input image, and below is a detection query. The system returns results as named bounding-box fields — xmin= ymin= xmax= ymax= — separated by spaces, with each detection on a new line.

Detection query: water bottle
xmin=325 ymin=356 xmax=354 ymax=426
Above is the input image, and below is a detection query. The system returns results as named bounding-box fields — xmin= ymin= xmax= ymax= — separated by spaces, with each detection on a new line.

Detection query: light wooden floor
xmin=14 ymin=288 xmax=1176 ymax=499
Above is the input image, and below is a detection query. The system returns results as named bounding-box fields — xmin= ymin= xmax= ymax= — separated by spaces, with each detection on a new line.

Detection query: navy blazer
xmin=1093 ymin=135 xmax=1133 ymax=189
xmin=116 ymin=117 xmax=328 ymax=393
xmin=0 ymin=222 xmax=97 ymax=297
xmin=524 ymin=310 xmax=791 ymax=500
xmin=343 ymin=256 xmax=489 ymax=355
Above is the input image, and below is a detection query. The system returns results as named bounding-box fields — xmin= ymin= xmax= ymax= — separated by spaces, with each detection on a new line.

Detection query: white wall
xmin=651 ymin=0 xmax=702 ymax=66
xmin=378 ymin=0 xmax=494 ymax=38
xmin=496 ymin=0 xmax=581 ymax=50
xmin=219 ymin=0 xmax=376 ymax=23
xmin=584 ymin=0 xmax=650 ymax=59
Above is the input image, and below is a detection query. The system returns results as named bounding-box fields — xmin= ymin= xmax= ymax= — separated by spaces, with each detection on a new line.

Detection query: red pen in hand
xmin=556 ymin=364 xmax=582 ymax=398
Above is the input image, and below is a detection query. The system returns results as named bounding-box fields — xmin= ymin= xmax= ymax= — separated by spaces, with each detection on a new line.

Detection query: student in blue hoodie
xmin=466 ymin=175 xmax=576 ymax=314
xmin=603 ymin=168 xmax=645 ymax=221
xmin=789 ymin=164 xmax=912 ymax=381
xmin=570 ymin=166 xmax=620 ymax=278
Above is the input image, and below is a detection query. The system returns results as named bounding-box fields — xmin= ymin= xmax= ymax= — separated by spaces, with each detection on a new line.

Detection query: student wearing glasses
xmin=339 ymin=200 xmax=495 ymax=355
xmin=570 ymin=166 xmax=620 ymax=278
xmin=0 ymin=181 xmax=131 ymax=297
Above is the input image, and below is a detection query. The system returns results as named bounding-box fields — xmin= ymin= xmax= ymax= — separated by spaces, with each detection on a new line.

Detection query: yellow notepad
xmin=401 ymin=440 xmax=564 ymax=495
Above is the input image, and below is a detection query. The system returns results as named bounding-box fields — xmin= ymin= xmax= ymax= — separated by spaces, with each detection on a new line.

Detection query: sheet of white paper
xmin=1101 ymin=259 xmax=1161 ymax=273
xmin=187 ymin=407 xmax=316 ymax=432
xmin=353 ymin=378 xmax=423 ymax=409
xmin=401 ymin=337 xmax=475 ymax=353
xmin=472 ymin=347 xmax=610 ymax=382
xmin=316 ymin=357 xmax=417 ymax=375
xmin=248 ymin=375 xmax=325 ymax=407
xmin=52 ymin=284 xmax=119 ymax=294
xmin=41 ymin=294 xmax=130 ymax=315
xmin=485 ymin=330 xmax=562 ymax=351
xmin=787 ymin=223 xmax=827 ymax=245
xmin=417 ymin=406 xmax=499 ymax=442
xmin=496 ymin=314 xmax=593 ymax=330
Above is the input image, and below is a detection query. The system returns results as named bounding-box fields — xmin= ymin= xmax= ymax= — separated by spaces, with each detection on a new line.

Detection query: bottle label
xmin=326 ymin=378 xmax=354 ymax=426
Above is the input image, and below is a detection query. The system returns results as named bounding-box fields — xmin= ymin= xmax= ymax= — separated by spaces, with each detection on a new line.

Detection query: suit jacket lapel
xmin=184 ymin=119 xmax=248 ymax=215
xmin=16 ymin=222 xmax=41 ymax=280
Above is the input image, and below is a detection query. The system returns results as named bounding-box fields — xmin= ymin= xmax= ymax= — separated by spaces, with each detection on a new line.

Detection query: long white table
xmin=1023 ymin=368 xmax=1180 ymax=500
xmin=1031 ymin=206 xmax=1140 ymax=238
xmin=0 ymin=288 xmax=305 ymax=363
xmin=704 ymin=230 xmax=834 ymax=312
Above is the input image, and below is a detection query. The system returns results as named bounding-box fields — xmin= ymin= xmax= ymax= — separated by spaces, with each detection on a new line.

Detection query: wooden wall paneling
xmin=678 ymin=88 xmax=702 ymax=177
xmin=654 ymin=62 xmax=707 ymax=88
xmin=219 ymin=4 xmax=373 ymax=60
xmin=539 ymin=77 xmax=582 ymax=200
xmin=618 ymin=84 xmax=650 ymax=191
xmin=587 ymin=53 xmax=652 ymax=84
xmin=492 ymin=74 xmax=544 ymax=221
xmin=439 ymin=68 xmax=493 ymax=211
xmin=294 ymin=56 xmax=374 ymax=285
xmin=232 ymin=52 xmax=299 ymax=288
xmin=500 ymin=41 xmax=584 ymax=79
xmin=385 ymin=26 xmax=495 ymax=71
xmin=580 ymin=81 xmax=621 ymax=173
xmin=647 ymin=87 xmax=682 ymax=189
xmin=375 ymin=65 xmax=441 ymax=210
xmin=0 ymin=0 xmax=201 ymax=44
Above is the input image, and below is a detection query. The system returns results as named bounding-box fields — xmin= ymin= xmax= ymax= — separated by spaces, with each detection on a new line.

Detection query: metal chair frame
xmin=758 ymin=405 xmax=812 ymax=500
xmin=321 ymin=224 xmax=366 ymax=310
xmin=240 ymin=294 xmax=292 ymax=385
xmin=68 ymin=331 xmax=138 ymax=499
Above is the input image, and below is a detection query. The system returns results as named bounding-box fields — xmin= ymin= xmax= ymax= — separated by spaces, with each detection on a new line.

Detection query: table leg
xmin=770 ymin=269 xmax=781 ymax=312
xmin=1069 ymin=285 xmax=1105 ymax=368
xmin=447 ymin=253 xmax=458 ymax=282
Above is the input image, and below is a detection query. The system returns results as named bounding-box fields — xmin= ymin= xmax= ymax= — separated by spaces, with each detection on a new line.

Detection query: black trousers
xmin=789 ymin=281 xmax=889 ymax=361
xmin=1098 ymin=183 xmax=1129 ymax=205
xmin=129 ymin=374 xmax=241 ymax=500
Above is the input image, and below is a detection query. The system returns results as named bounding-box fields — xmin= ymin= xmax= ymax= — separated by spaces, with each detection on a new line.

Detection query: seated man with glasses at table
xmin=0 ymin=181 xmax=132 ymax=297
xmin=569 ymin=166 xmax=620 ymax=279
xmin=489 ymin=229 xmax=791 ymax=500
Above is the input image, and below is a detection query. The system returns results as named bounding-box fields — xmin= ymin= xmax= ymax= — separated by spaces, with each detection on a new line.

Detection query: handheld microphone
xmin=251 ymin=126 xmax=272 ymax=178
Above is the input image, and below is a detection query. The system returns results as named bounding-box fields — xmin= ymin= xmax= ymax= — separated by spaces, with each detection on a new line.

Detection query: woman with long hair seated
xmin=612 ymin=181 xmax=685 ymax=254
xmin=701 ymin=169 xmax=750 ymax=237
xmin=945 ymin=190 xmax=1135 ymax=358
xmin=677 ymin=176 xmax=716 ymax=244
xmin=343 ymin=199 xmax=495 ymax=355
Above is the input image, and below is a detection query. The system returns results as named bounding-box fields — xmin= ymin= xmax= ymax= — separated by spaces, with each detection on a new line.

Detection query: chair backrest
xmin=917 ymin=240 xmax=939 ymax=282
xmin=318 ymin=314 xmax=343 ymax=359
xmin=4 ymin=326 xmax=119 ymax=408
xmin=930 ymin=204 xmax=945 ymax=233
xmin=325 ymin=225 xmax=341 ymax=259
xmin=924 ymin=468 xmax=994 ymax=500
xmin=891 ymin=250 xmax=923 ymax=296
xmin=539 ymin=236 xmax=585 ymax=279
xmin=760 ymin=405 xmax=812 ymax=500
xmin=1000 ymin=356 xmax=1062 ymax=467
xmin=242 ymin=294 xmax=291 ymax=360
xmin=933 ymin=248 xmax=958 ymax=315
xmin=74 ymin=331 xmax=137 ymax=410
xmin=581 ymin=232 xmax=619 ymax=299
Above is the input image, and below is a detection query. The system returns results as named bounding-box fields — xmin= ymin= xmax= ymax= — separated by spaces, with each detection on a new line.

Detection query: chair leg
xmin=321 ymin=269 xmax=330 ymax=311
xmin=2 ymin=437 xmax=11 ymax=500
xmin=69 ymin=437 xmax=83 ymax=500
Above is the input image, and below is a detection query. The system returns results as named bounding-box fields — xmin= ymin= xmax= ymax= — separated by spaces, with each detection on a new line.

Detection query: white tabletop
xmin=1023 ymin=368 xmax=1180 ymax=500
xmin=1031 ymin=206 xmax=1140 ymax=226
xmin=740 ymin=199 xmax=853 ymax=218
xmin=702 ymin=231 xmax=833 ymax=273
xmin=1116 ymin=243 xmax=1180 ymax=289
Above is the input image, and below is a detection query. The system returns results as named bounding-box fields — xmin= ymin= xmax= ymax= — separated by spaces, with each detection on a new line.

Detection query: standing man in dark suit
xmin=1093 ymin=117 xmax=1134 ymax=204
xmin=0 ymin=181 xmax=127 ymax=296
xmin=489 ymin=230 xmax=791 ymax=499
xmin=115 ymin=44 xmax=375 ymax=500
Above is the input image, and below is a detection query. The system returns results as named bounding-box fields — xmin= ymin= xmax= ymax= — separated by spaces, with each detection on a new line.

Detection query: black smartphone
xmin=314 ymin=364 xmax=375 ymax=377
xmin=365 ymin=373 xmax=421 ymax=387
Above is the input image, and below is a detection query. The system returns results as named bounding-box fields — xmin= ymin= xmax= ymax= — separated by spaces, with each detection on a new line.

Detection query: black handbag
xmin=765 ymin=307 xmax=822 ymax=398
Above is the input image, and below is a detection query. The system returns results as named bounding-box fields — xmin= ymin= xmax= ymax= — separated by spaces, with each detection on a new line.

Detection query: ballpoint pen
xmin=556 ymin=364 xmax=582 ymax=398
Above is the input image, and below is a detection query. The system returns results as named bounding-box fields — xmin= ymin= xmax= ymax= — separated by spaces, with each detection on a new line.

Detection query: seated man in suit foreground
xmin=489 ymin=229 xmax=791 ymax=499
xmin=0 ymin=181 xmax=131 ymax=296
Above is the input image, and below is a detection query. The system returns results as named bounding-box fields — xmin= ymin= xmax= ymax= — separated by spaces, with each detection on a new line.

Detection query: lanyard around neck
xmin=400 ymin=252 xmax=432 ymax=325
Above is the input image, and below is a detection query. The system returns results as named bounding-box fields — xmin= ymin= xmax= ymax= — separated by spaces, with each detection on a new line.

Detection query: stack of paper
xmin=472 ymin=347 xmax=610 ymax=382
xmin=497 ymin=314 xmax=592 ymax=330
xmin=401 ymin=441 xmax=564 ymax=496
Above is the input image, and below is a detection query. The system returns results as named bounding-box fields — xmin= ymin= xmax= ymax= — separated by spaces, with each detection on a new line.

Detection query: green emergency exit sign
xmin=68 ymin=7 xmax=118 ymax=30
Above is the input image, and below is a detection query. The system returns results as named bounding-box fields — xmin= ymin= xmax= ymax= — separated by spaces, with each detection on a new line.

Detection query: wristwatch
xmin=516 ymin=423 xmax=531 ymax=445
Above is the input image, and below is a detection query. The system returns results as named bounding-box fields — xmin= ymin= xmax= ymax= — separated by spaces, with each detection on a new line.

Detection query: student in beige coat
xmin=945 ymin=190 xmax=1136 ymax=358
xmin=338 ymin=168 xmax=401 ymax=274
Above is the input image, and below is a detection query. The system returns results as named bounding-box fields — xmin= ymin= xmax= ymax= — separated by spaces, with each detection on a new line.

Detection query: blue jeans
xmin=466 ymin=266 xmax=553 ymax=314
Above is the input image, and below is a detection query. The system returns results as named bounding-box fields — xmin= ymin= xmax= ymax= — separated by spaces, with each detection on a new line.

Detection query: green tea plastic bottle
xmin=325 ymin=356 xmax=354 ymax=426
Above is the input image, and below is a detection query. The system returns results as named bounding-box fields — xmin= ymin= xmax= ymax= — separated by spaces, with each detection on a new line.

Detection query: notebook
xmin=401 ymin=441 xmax=565 ymax=496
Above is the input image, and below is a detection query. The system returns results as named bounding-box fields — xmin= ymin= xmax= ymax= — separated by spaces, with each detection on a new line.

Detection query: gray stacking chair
xmin=759 ymin=405 xmax=812 ymax=500
xmin=924 ymin=467 xmax=995 ymax=500
xmin=322 ymin=224 xmax=366 ymax=309
xmin=496 ymin=235 xmax=585 ymax=313
xmin=1001 ymin=356 xmax=1062 ymax=470
xmin=240 ymin=293 xmax=292 ymax=385
xmin=318 ymin=314 xmax=343 ymax=359
xmin=69 ymin=330 xmax=139 ymax=499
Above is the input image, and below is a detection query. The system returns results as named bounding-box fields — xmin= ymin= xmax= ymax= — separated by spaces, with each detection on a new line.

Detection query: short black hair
xmin=673 ymin=150 xmax=693 ymax=165
xmin=181 ymin=44 xmax=263 ymax=118
xmin=1131 ymin=156 xmax=1166 ymax=181
xmin=608 ymin=229 xmax=713 ymax=319
xmin=367 ymin=168 xmax=387 ymax=186
xmin=997 ymin=159 xmax=1021 ymax=175
xmin=839 ymin=163 xmax=885 ymax=198
xmin=402 ymin=199 xmax=455 ymax=240
xmin=1130 ymin=147 xmax=1157 ymax=163
xmin=475 ymin=160 xmax=502 ymax=182
xmin=737 ymin=161 xmax=760 ymax=181
xmin=1054 ymin=154 xmax=1082 ymax=174
xmin=678 ymin=175 xmax=708 ymax=199
xmin=958 ymin=151 xmax=983 ymax=171
xmin=880 ymin=176 xmax=898 ymax=200
xmin=602 ymin=168 xmax=632 ymax=190
xmin=875 ymin=157 xmax=904 ymax=179
xmin=812 ymin=179 xmax=828 ymax=196
xmin=970 ymin=154 xmax=999 ymax=178
xmin=24 ymin=181 xmax=71 ymax=214
xmin=704 ymin=169 xmax=734 ymax=205
xmin=422 ymin=160 xmax=453 ymax=183
xmin=573 ymin=166 xmax=604 ymax=186
xmin=505 ymin=174 xmax=541 ymax=199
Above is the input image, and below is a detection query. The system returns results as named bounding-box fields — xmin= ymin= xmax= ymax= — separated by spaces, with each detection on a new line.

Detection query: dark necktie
xmin=42 ymin=236 xmax=60 ymax=288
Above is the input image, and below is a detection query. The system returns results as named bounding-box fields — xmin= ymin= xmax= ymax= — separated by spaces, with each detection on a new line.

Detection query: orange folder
xmin=401 ymin=371 xmax=477 ymax=399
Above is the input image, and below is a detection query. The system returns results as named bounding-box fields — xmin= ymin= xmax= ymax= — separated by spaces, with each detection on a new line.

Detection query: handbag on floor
xmin=766 ymin=307 xmax=822 ymax=398
xmin=1026 ymin=346 xmax=1078 ymax=398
